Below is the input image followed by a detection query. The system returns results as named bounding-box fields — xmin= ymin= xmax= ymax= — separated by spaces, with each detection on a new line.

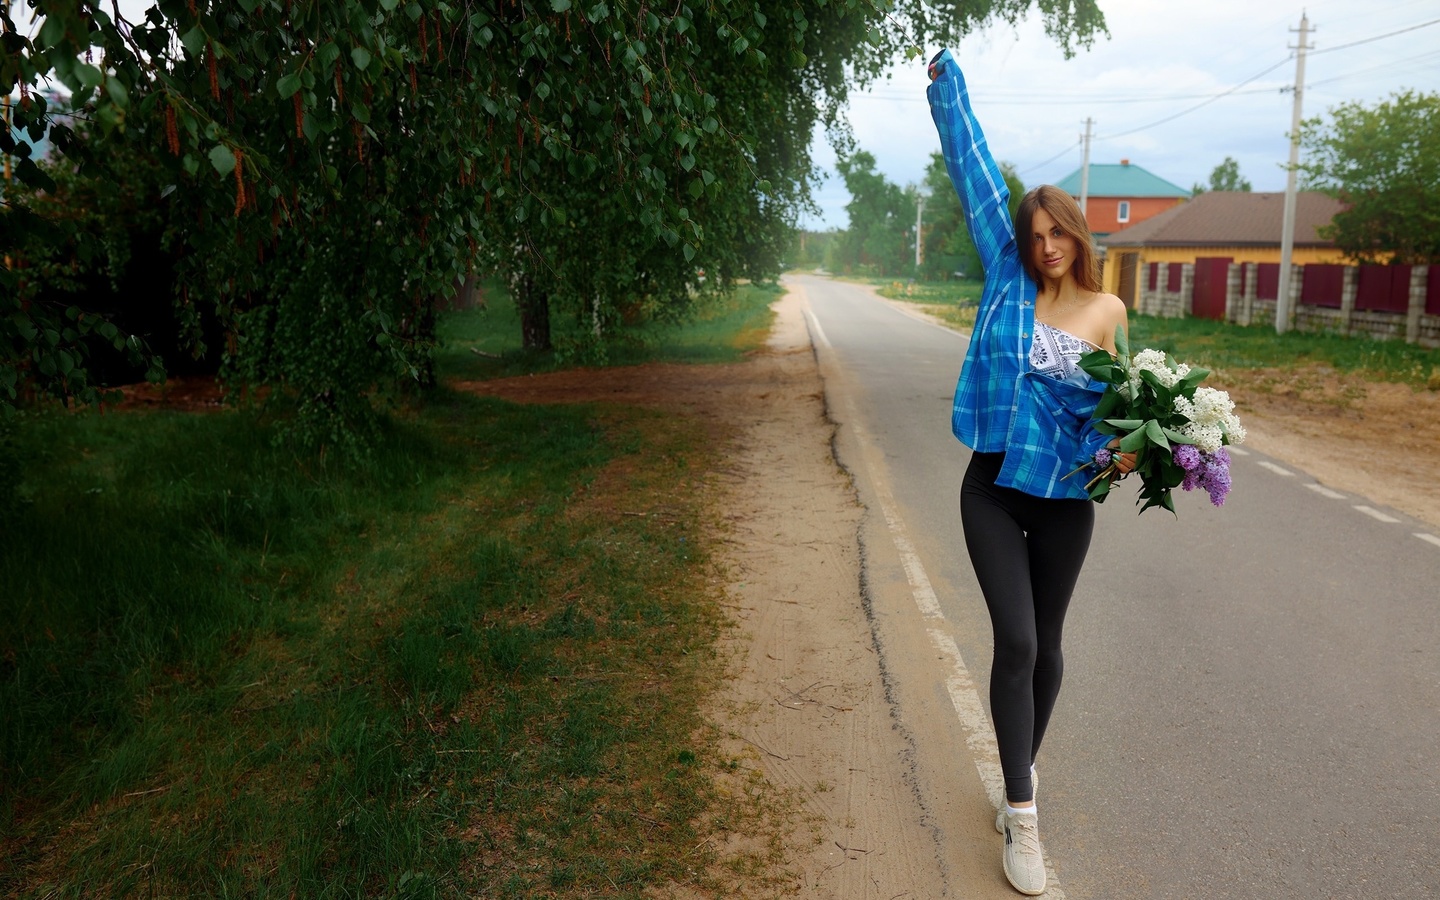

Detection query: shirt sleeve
xmin=926 ymin=49 xmax=1016 ymax=276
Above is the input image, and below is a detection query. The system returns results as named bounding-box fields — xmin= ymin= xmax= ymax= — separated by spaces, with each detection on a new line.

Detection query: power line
xmin=1017 ymin=139 xmax=1081 ymax=177
xmin=1309 ymin=16 xmax=1440 ymax=55
xmin=1097 ymin=57 xmax=1293 ymax=141
xmin=1307 ymin=48 xmax=1440 ymax=88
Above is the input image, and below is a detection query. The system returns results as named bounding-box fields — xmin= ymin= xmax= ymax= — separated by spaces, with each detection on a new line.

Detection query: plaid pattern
xmin=927 ymin=50 xmax=1108 ymax=499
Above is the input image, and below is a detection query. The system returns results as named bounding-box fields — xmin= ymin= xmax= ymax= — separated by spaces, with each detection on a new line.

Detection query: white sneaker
xmin=996 ymin=765 xmax=1038 ymax=833
xmin=1001 ymin=808 xmax=1047 ymax=896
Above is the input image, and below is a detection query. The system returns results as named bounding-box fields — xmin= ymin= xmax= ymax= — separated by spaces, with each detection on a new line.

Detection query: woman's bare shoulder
xmin=1084 ymin=292 xmax=1129 ymax=351
xmin=1090 ymin=291 xmax=1126 ymax=312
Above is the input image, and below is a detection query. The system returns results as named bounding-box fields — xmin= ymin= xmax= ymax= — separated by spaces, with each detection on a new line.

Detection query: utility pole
xmin=1078 ymin=117 xmax=1094 ymax=218
xmin=915 ymin=194 xmax=925 ymax=270
xmin=1276 ymin=12 xmax=1312 ymax=334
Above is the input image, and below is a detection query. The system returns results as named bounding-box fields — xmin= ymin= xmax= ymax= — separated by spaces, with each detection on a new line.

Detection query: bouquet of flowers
xmin=1072 ymin=327 xmax=1246 ymax=514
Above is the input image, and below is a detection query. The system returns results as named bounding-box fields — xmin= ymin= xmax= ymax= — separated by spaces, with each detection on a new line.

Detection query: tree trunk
xmin=515 ymin=272 xmax=552 ymax=350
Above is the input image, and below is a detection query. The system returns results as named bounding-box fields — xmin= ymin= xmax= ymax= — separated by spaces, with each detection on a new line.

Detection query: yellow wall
xmin=1101 ymin=245 xmax=1352 ymax=300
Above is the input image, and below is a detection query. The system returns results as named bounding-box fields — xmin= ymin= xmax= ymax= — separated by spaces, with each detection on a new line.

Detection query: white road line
xmin=1256 ymin=461 xmax=1295 ymax=477
xmin=803 ymin=308 xmax=831 ymax=349
xmin=1227 ymin=446 xmax=1250 ymax=456
xmin=876 ymin=489 xmax=945 ymax=621
xmin=1306 ymin=484 xmax=1347 ymax=500
xmin=1354 ymin=505 xmax=1400 ymax=523
xmin=929 ymin=629 xmax=1003 ymax=795
xmin=1415 ymin=533 xmax=1440 ymax=548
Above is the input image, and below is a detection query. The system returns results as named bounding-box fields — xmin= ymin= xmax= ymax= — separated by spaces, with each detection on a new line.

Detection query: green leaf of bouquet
xmin=1137 ymin=491 xmax=1173 ymax=516
xmin=1078 ymin=348 xmax=1117 ymax=382
xmin=1089 ymin=478 xmax=1112 ymax=502
xmin=1138 ymin=368 xmax=1167 ymax=392
xmin=1144 ymin=419 xmax=1170 ymax=450
xmin=1118 ymin=427 xmax=1147 ymax=453
xmin=1176 ymin=366 xmax=1210 ymax=393
xmin=1105 ymin=418 xmax=1144 ymax=429
xmin=1093 ymin=388 xmax=1123 ymax=421
xmin=1114 ymin=325 xmax=1129 ymax=359
xmin=1162 ymin=427 xmax=1189 ymax=444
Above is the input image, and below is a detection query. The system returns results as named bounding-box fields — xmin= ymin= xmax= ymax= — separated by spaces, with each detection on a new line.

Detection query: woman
xmin=926 ymin=49 xmax=1133 ymax=896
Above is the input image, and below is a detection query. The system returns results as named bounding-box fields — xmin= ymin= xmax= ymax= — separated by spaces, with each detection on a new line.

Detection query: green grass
xmin=1129 ymin=314 xmax=1440 ymax=388
xmin=0 ymin=285 xmax=776 ymax=894
xmin=436 ymin=281 xmax=783 ymax=381
xmin=871 ymin=278 xmax=984 ymax=308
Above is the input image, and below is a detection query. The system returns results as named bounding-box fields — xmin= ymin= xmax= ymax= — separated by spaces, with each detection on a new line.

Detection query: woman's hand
xmin=1108 ymin=439 xmax=1137 ymax=475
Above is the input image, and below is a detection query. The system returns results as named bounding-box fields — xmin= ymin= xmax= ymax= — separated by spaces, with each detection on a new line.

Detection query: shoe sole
xmin=1003 ymin=866 xmax=1047 ymax=896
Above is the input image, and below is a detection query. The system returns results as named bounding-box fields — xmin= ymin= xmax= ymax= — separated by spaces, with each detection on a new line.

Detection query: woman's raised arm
xmin=926 ymin=50 xmax=1015 ymax=276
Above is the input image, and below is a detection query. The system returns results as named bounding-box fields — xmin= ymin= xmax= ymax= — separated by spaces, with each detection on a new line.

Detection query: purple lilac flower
xmin=1201 ymin=450 xmax=1233 ymax=506
xmin=1181 ymin=466 xmax=1202 ymax=492
xmin=1094 ymin=448 xmax=1113 ymax=468
xmin=1176 ymin=447 xmax=1233 ymax=505
xmin=1172 ymin=444 xmax=1202 ymax=472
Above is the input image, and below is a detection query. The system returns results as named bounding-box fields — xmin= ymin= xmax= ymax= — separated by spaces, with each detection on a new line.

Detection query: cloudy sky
xmin=802 ymin=0 xmax=1440 ymax=229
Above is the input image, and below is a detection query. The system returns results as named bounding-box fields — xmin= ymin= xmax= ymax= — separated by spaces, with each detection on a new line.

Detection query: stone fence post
xmin=1339 ymin=266 xmax=1358 ymax=335
xmin=1407 ymin=266 xmax=1429 ymax=345
xmin=1225 ymin=262 xmax=1243 ymax=324
xmin=1284 ymin=264 xmax=1302 ymax=331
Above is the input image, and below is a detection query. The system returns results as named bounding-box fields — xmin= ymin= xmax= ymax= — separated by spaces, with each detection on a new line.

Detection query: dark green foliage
xmin=2 ymin=0 xmax=1107 ymax=453
xmin=1299 ymin=90 xmax=1440 ymax=264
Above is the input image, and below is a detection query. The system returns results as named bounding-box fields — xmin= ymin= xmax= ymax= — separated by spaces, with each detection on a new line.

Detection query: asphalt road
xmin=793 ymin=273 xmax=1440 ymax=899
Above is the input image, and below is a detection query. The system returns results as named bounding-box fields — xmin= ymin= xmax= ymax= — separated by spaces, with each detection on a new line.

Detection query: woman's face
xmin=1030 ymin=207 xmax=1077 ymax=283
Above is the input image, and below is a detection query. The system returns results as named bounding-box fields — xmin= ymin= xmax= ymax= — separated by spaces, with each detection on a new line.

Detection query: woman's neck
xmin=1038 ymin=274 xmax=1076 ymax=299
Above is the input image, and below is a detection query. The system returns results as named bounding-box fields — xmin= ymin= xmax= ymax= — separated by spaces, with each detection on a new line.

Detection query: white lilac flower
xmin=1223 ymin=415 xmax=1247 ymax=445
xmin=1191 ymin=386 xmax=1235 ymax=426
xmin=1176 ymin=421 xmax=1225 ymax=453
xmin=1127 ymin=348 xmax=1190 ymax=394
xmin=1172 ymin=394 xmax=1197 ymax=422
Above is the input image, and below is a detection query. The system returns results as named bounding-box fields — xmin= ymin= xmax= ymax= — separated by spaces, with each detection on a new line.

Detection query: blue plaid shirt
xmin=927 ymin=49 xmax=1109 ymax=500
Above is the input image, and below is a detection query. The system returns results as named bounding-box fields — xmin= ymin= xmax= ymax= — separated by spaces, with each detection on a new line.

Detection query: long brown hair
xmin=1014 ymin=185 xmax=1101 ymax=292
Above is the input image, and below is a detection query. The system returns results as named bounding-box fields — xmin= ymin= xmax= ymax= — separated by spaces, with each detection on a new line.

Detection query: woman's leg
xmin=961 ymin=454 xmax=1039 ymax=805
xmin=1024 ymin=499 xmax=1094 ymax=765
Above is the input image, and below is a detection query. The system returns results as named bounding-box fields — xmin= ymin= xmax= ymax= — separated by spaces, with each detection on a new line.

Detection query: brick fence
xmin=1136 ymin=260 xmax=1440 ymax=348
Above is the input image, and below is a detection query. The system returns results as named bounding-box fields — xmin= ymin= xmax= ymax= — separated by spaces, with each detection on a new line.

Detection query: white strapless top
xmin=1029 ymin=322 xmax=1099 ymax=383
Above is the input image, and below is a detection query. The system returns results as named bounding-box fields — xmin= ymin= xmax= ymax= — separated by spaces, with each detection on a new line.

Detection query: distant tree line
xmin=815 ymin=149 xmax=1023 ymax=280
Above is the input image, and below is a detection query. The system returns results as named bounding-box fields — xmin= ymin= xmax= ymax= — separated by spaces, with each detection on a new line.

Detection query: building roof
xmin=1101 ymin=191 xmax=1344 ymax=248
xmin=1054 ymin=161 xmax=1190 ymax=199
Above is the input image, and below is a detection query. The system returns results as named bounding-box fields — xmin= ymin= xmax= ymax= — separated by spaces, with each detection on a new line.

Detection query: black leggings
xmin=960 ymin=451 xmax=1094 ymax=804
